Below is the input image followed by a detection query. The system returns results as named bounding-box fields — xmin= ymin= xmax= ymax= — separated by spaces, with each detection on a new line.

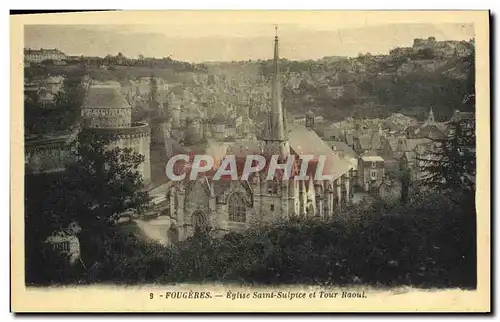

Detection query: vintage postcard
xmin=11 ymin=10 xmax=490 ymax=312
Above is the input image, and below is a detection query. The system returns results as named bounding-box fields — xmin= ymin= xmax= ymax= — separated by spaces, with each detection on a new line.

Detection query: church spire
xmin=270 ymin=26 xmax=286 ymax=141
xmin=264 ymin=27 xmax=289 ymax=160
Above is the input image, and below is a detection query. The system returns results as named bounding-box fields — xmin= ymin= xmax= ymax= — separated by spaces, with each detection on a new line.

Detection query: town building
xmin=24 ymin=48 xmax=66 ymax=63
xmin=357 ymin=155 xmax=385 ymax=192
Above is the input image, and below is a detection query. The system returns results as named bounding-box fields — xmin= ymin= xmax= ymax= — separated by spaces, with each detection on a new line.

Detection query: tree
xmin=417 ymin=45 xmax=475 ymax=194
xmin=25 ymin=130 xmax=152 ymax=283
xmin=417 ymin=119 xmax=475 ymax=193
xmin=398 ymin=155 xmax=411 ymax=204
xmin=62 ymin=130 xmax=152 ymax=231
xmin=24 ymin=67 xmax=87 ymax=137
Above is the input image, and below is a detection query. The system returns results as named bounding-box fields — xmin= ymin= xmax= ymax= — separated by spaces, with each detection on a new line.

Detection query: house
xmin=357 ymin=155 xmax=385 ymax=193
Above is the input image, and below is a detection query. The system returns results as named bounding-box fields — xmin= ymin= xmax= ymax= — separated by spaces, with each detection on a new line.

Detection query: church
xmin=162 ymin=33 xmax=356 ymax=243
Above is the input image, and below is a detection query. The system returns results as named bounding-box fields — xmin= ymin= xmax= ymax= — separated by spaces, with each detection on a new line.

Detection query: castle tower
xmin=263 ymin=27 xmax=290 ymax=160
xmin=81 ymin=82 xmax=151 ymax=186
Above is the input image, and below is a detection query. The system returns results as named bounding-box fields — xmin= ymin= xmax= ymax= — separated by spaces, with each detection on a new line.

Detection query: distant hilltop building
xmin=24 ymin=48 xmax=66 ymax=63
xmin=389 ymin=37 xmax=473 ymax=59
xmin=81 ymin=81 xmax=152 ymax=185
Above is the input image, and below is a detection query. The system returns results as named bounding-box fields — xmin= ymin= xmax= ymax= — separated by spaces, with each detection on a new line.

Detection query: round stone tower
xmin=81 ymin=82 xmax=152 ymax=185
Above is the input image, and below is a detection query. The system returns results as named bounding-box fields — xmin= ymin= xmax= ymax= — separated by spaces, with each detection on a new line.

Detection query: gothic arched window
xmin=228 ymin=192 xmax=247 ymax=223
xmin=191 ymin=211 xmax=209 ymax=232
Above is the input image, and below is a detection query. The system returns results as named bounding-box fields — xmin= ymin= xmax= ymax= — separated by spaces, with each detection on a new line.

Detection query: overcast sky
xmin=24 ymin=22 xmax=474 ymax=62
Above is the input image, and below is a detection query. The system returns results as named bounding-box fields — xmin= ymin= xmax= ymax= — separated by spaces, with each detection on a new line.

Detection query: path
xmin=133 ymin=216 xmax=173 ymax=247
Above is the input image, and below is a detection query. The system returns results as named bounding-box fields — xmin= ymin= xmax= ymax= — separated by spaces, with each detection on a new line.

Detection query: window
xmin=54 ymin=241 xmax=70 ymax=252
xmin=371 ymin=162 xmax=376 ymax=168
xmin=192 ymin=211 xmax=209 ymax=232
xmin=270 ymin=204 xmax=275 ymax=211
xmin=228 ymin=193 xmax=247 ymax=222
xmin=370 ymin=170 xmax=377 ymax=180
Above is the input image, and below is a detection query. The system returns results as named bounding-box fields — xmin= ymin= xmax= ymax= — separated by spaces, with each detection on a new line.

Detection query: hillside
xmin=24 ymin=38 xmax=475 ymax=132
xmin=255 ymin=39 xmax=475 ymax=122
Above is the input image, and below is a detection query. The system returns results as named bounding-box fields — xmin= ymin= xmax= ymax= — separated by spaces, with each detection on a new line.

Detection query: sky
xmin=24 ymin=22 xmax=474 ymax=63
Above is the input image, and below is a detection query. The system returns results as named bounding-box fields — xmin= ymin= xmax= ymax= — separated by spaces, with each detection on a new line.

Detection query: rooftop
xmin=82 ymin=85 xmax=131 ymax=110
xmin=24 ymin=48 xmax=65 ymax=55
xmin=361 ymin=155 xmax=384 ymax=162
xmin=288 ymin=126 xmax=352 ymax=180
xmin=325 ymin=140 xmax=356 ymax=157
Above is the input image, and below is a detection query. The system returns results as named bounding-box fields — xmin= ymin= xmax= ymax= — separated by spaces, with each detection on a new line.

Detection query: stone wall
xmin=84 ymin=122 xmax=152 ymax=185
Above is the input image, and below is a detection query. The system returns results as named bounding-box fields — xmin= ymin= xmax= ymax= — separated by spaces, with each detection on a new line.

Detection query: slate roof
xmin=322 ymin=127 xmax=343 ymax=140
xmin=82 ymin=85 xmax=131 ymax=110
xmin=288 ymin=126 xmax=352 ymax=180
xmin=325 ymin=140 xmax=357 ymax=158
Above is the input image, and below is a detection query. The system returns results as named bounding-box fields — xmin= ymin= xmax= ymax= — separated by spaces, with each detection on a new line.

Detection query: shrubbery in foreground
xmin=27 ymin=190 xmax=475 ymax=288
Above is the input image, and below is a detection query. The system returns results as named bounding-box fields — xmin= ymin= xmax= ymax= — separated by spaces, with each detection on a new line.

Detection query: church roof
xmin=288 ymin=126 xmax=352 ymax=180
xmin=325 ymin=140 xmax=356 ymax=158
xmin=228 ymin=141 xmax=262 ymax=157
xmin=83 ymin=85 xmax=131 ymax=110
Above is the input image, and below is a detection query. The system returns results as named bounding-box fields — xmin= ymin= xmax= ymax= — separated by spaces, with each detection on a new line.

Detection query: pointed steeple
xmin=270 ymin=26 xmax=286 ymax=141
xmin=264 ymin=26 xmax=290 ymax=159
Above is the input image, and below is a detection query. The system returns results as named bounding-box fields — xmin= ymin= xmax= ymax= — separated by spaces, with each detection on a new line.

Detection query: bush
xmin=26 ymin=190 xmax=476 ymax=288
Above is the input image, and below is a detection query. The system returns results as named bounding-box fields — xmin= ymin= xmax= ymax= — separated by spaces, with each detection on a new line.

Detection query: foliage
xmin=25 ymin=130 xmax=151 ymax=284
xmin=24 ymin=66 xmax=87 ymax=136
xmin=416 ymin=44 xmax=476 ymax=194
xmin=417 ymin=119 xmax=476 ymax=193
xmin=26 ymin=188 xmax=476 ymax=288
xmin=258 ymin=42 xmax=475 ymax=122
xmin=63 ymin=131 xmax=152 ymax=230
